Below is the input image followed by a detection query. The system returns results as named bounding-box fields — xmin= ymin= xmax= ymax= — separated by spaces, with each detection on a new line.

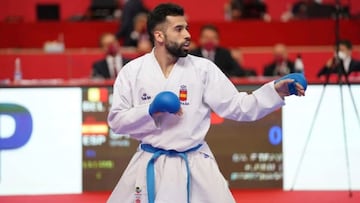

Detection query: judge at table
xmin=92 ymin=33 xmax=130 ymax=79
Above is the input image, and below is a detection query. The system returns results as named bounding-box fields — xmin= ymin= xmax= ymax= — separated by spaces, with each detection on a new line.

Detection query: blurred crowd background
xmin=1 ymin=0 xmax=360 ymax=83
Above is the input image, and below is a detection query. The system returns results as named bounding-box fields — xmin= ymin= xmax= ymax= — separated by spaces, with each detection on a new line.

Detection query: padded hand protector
xmin=276 ymin=73 xmax=308 ymax=95
xmin=149 ymin=91 xmax=181 ymax=116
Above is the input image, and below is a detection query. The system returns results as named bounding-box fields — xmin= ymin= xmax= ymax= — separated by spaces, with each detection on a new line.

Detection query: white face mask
xmin=337 ymin=51 xmax=347 ymax=60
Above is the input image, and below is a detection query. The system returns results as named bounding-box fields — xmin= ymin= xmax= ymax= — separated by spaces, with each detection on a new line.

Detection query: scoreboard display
xmin=2 ymin=84 xmax=358 ymax=195
xmin=209 ymin=112 xmax=283 ymax=189
xmin=81 ymin=87 xmax=140 ymax=191
xmin=81 ymin=86 xmax=283 ymax=191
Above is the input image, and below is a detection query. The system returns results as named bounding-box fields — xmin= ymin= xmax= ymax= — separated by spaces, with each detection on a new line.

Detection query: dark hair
xmin=147 ymin=3 xmax=184 ymax=43
xmin=200 ymin=24 xmax=219 ymax=35
xmin=338 ymin=39 xmax=352 ymax=50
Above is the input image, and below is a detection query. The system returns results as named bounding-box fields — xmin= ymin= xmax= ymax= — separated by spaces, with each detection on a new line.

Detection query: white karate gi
xmin=107 ymin=50 xmax=285 ymax=203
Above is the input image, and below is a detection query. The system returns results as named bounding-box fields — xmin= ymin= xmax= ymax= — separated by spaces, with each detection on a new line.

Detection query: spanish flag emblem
xmin=179 ymin=85 xmax=187 ymax=101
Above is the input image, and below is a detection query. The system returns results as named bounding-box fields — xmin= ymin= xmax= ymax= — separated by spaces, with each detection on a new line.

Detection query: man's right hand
xmin=149 ymin=91 xmax=181 ymax=116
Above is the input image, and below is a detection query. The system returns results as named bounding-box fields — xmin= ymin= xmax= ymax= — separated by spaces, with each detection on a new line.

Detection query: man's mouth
xmin=183 ymin=41 xmax=191 ymax=48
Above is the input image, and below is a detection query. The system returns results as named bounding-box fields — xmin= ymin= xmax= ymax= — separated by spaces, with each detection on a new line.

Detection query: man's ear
xmin=154 ymin=30 xmax=165 ymax=44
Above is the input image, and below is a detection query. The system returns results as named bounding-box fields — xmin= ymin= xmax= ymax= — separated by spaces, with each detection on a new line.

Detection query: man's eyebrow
xmin=174 ymin=24 xmax=188 ymax=29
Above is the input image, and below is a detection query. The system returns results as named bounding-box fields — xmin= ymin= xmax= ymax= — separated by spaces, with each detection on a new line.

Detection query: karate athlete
xmin=107 ymin=3 xmax=306 ymax=203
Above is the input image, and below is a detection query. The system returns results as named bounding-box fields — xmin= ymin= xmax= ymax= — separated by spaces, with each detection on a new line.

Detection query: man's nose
xmin=183 ymin=29 xmax=191 ymax=39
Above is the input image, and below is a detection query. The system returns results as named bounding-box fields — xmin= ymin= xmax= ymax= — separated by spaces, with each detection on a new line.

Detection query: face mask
xmin=275 ymin=55 xmax=285 ymax=64
xmin=337 ymin=51 xmax=347 ymax=60
xmin=106 ymin=44 xmax=119 ymax=57
xmin=203 ymin=41 xmax=216 ymax=51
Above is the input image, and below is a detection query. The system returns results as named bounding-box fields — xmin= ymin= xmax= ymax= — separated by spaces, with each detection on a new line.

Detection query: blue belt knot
xmin=141 ymin=143 xmax=202 ymax=203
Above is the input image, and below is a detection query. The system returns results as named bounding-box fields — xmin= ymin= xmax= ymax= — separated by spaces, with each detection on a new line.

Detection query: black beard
xmin=165 ymin=40 xmax=189 ymax=58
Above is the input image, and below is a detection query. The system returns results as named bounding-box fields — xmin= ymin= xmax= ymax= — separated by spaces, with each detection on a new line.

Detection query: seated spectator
xmin=116 ymin=0 xmax=148 ymax=40
xmin=263 ymin=44 xmax=296 ymax=77
xmin=230 ymin=48 xmax=258 ymax=76
xmin=86 ymin=0 xmax=121 ymax=21
xmin=190 ymin=24 xmax=256 ymax=77
xmin=224 ymin=0 xmax=271 ymax=21
xmin=123 ymin=12 xmax=152 ymax=53
xmin=92 ymin=33 xmax=130 ymax=79
xmin=317 ymin=39 xmax=360 ymax=78
xmin=281 ymin=0 xmax=349 ymax=22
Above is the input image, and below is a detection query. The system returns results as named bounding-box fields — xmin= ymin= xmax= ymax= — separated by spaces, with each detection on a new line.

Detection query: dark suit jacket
xmin=92 ymin=58 xmax=130 ymax=79
xmin=190 ymin=47 xmax=245 ymax=77
xmin=263 ymin=60 xmax=295 ymax=76
xmin=116 ymin=0 xmax=148 ymax=40
xmin=317 ymin=59 xmax=360 ymax=78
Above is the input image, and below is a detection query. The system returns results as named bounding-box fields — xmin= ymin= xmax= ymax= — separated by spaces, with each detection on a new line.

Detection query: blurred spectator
xmin=317 ymin=39 xmax=360 ymax=78
xmin=263 ymin=44 xmax=296 ymax=77
xmin=281 ymin=0 xmax=350 ymax=22
xmin=230 ymin=48 xmax=258 ymax=76
xmin=123 ymin=12 xmax=152 ymax=53
xmin=190 ymin=24 xmax=256 ymax=77
xmin=116 ymin=0 xmax=149 ymax=40
xmin=224 ymin=0 xmax=271 ymax=21
xmin=92 ymin=33 xmax=130 ymax=79
xmin=86 ymin=0 xmax=121 ymax=21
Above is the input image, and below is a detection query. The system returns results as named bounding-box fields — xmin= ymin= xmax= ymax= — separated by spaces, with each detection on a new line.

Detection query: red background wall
xmin=1 ymin=0 xmax=90 ymax=22
xmin=1 ymin=0 xmax=359 ymax=81
xmin=1 ymin=0 xmax=359 ymax=22
xmin=1 ymin=20 xmax=359 ymax=48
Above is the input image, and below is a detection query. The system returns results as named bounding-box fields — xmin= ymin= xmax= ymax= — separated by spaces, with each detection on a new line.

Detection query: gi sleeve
xmin=203 ymin=61 xmax=285 ymax=121
xmin=108 ymin=66 xmax=157 ymax=138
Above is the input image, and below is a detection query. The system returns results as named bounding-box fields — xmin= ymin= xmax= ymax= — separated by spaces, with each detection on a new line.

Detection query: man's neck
xmin=154 ymin=47 xmax=178 ymax=78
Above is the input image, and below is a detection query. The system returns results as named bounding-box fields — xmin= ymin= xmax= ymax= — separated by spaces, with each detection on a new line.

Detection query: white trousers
xmin=107 ymin=143 xmax=236 ymax=203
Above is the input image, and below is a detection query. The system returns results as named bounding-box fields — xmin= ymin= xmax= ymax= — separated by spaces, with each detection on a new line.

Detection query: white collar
xmin=343 ymin=57 xmax=351 ymax=73
xmin=106 ymin=55 xmax=123 ymax=77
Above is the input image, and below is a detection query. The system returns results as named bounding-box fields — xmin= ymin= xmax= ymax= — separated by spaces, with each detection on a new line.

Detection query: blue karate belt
xmin=140 ymin=143 xmax=202 ymax=203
